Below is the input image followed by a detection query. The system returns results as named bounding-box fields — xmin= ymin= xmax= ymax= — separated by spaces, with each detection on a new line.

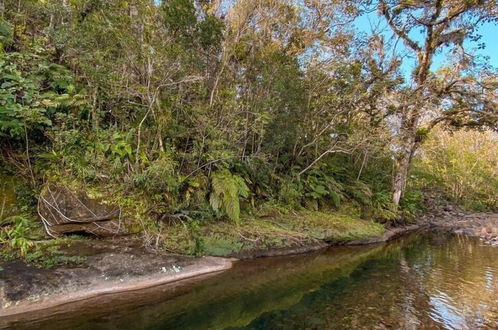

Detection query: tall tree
xmin=367 ymin=0 xmax=498 ymax=206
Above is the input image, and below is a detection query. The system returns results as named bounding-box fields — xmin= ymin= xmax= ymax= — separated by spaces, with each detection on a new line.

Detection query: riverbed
xmin=2 ymin=231 xmax=498 ymax=329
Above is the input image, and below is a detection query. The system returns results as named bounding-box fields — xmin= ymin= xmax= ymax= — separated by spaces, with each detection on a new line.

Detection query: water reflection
xmin=235 ymin=233 xmax=498 ymax=329
xmin=421 ymin=235 xmax=498 ymax=329
xmin=2 ymin=232 xmax=498 ymax=330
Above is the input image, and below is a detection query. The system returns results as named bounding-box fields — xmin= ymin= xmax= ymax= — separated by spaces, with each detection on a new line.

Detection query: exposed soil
xmin=415 ymin=194 xmax=498 ymax=245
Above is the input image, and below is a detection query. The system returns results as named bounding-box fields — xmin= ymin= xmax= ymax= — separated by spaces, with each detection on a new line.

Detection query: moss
xmin=1 ymin=235 xmax=87 ymax=269
xmin=202 ymin=234 xmax=244 ymax=256
xmin=159 ymin=210 xmax=385 ymax=257
xmin=269 ymin=210 xmax=385 ymax=243
xmin=0 ymin=172 xmax=17 ymax=213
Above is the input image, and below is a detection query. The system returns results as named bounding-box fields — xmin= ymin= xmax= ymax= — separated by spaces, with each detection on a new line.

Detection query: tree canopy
xmin=0 ymin=0 xmax=496 ymax=231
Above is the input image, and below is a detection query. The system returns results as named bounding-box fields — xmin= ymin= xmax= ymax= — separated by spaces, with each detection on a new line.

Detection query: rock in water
xmin=38 ymin=185 xmax=127 ymax=238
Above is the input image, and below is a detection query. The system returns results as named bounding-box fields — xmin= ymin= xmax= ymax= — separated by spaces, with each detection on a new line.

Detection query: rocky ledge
xmin=0 ymin=239 xmax=233 ymax=317
xmin=424 ymin=204 xmax=498 ymax=246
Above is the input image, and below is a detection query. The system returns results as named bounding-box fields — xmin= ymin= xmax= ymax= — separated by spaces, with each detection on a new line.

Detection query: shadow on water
xmin=3 ymin=232 xmax=498 ymax=330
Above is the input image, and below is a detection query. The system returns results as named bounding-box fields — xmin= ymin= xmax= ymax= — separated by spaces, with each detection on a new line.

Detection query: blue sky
xmin=433 ymin=22 xmax=498 ymax=68
xmin=153 ymin=0 xmax=497 ymax=72
xmin=355 ymin=13 xmax=498 ymax=76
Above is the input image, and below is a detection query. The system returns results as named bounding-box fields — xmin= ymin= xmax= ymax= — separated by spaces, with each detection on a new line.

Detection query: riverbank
xmin=425 ymin=207 xmax=498 ymax=246
xmin=0 ymin=209 xmax=414 ymax=317
xmin=162 ymin=210 xmax=387 ymax=258
xmin=3 ymin=207 xmax=497 ymax=318
xmin=0 ymin=239 xmax=233 ymax=317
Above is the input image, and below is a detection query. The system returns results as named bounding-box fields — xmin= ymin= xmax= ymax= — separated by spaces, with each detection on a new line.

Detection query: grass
xmin=0 ymin=236 xmax=88 ymax=268
xmin=1 ymin=206 xmax=386 ymax=263
xmin=0 ymin=212 xmax=88 ymax=268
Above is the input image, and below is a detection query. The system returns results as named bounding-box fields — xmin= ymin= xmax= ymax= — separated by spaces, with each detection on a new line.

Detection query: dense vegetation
xmin=415 ymin=129 xmax=498 ymax=211
xmin=1 ymin=0 xmax=497 ymax=259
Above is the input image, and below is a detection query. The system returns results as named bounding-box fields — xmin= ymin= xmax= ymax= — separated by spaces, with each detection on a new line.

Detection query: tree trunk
xmin=91 ymin=88 xmax=99 ymax=131
xmin=392 ymin=138 xmax=417 ymax=207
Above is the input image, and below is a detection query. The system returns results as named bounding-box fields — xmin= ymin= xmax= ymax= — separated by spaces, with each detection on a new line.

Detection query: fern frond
xmin=209 ymin=169 xmax=250 ymax=224
xmin=330 ymin=191 xmax=342 ymax=208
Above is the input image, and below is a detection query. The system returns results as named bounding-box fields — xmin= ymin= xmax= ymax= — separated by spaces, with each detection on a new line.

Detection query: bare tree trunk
xmin=91 ymin=88 xmax=99 ymax=131
xmin=392 ymin=138 xmax=417 ymax=207
xmin=136 ymin=106 xmax=152 ymax=165
xmin=157 ymin=128 xmax=165 ymax=153
xmin=24 ymin=127 xmax=36 ymax=186
xmin=61 ymin=0 xmax=68 ymax=25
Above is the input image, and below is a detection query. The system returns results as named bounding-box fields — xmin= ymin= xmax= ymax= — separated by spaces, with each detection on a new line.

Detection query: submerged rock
xmin=37 ymin=185 xmax=127 ymax=238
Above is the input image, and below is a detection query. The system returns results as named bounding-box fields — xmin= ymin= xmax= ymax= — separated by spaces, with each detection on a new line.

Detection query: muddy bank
xmin=209 ymin=223 xmax=422 ymax=259
xmin=346 ymin=224 xmax=423 ymax=245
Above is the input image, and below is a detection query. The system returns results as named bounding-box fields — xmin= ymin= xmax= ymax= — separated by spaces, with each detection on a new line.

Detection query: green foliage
xmin=162 ymin=0 xmax=223 ymax=50
xmin=133 ymin=157 xmax=178 ymax=192
xmin=415 ymin=128 xmax=430 ymax=143
xmin=414 ymin=129 xmax=498 ymax=211
xmin=278 ymin=180 xmax=303 ymax=208
xmin=185 ymin=219 xmax=207 ymax=256
xmin=198 ymin=14 xmax=224 ymax=49
xmin=162 ymin=0 xmax=197 ymax=35
xmin=0 ymin=20 xmax=13 ymax=49
xmin=400 ymin=190 xmax=424 ymax=221
xmin=0 ymin=219 xmax=85 ymax=267
xmin=209 ymin=169 xmax=250 ymax=224
xmin=367 ymin=192 xmax=396 ymax=222
xmin=100 ymin=132 xmax=133 ymax=161
xmin=1 ymin=0 xmax=494 ymax=251
xmin=0 ymin=50 xmax=87 ymax=142
xmin=302 ymin=169 xmax=343 ymax=209
xmin=0 ymin=0 xmax=396 ymax=233
xmin=0 ymin=215 xmax=34 ymax=256
xmin=344 ymin=180 xmax=372 ymax=207
xmin=180 ymin=174 xmax=209 ymax=211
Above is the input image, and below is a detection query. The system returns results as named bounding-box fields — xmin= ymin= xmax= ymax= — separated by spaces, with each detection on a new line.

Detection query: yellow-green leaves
xmin=416 ymin=129 xmax=498 ymax=211
xmin=209 ymin=169 xmax=250 ymax=224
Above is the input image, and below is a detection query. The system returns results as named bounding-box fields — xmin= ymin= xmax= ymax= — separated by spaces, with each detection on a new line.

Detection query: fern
xmin=209 ymin=169 xmax=249 ymax=224
xmin=346 ymin=180 xmax=373 ymax=206
xmin=330 ymin=190 xmax=342 ymax=208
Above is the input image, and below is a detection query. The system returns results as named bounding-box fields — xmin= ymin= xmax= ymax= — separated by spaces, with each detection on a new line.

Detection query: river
xmin=3 ymin=232 xmax=498 ymax=329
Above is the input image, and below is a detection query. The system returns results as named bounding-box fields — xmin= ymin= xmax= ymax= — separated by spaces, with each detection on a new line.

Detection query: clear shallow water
xmin=3 ymin=232 xmax=498 ymax=330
